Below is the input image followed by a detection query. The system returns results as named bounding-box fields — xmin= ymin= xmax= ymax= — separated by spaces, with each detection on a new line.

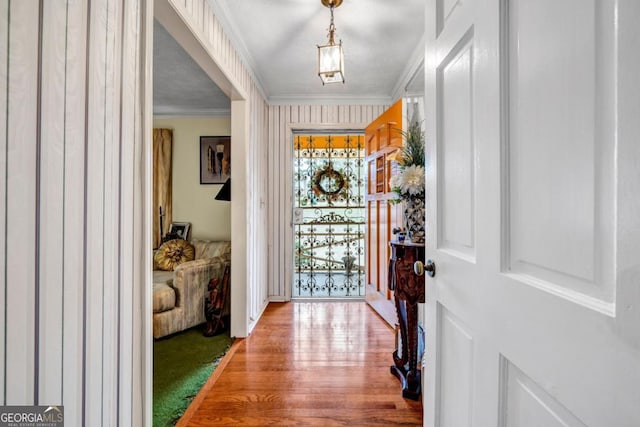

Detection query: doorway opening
xmin=292 ymin=133 xmax=366 ymax=298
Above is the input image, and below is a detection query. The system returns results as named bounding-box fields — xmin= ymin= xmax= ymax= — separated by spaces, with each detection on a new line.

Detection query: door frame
xmin=148 ymin=0 xmax=253 ymax=419
xmin=290 ymin=130 xmax=368 ymax=300
xmin=283 ymin=124 xmax=370 ymax=301
xmin=154 ymin=0 xmax=251 ymax=334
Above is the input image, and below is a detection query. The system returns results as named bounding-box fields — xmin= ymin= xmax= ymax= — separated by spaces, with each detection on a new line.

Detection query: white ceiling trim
xmin=268 ymin=94 xmax=393 ymax=106
xmin=153 ymin=107 xmax=231 ymax=118
xmin=206 ymin=0 xmax=269 ymax=101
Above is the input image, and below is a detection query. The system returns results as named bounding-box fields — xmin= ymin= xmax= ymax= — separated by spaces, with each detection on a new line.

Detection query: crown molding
xmin=267 ymin=94 xmax=393 ymax=106
xmin=153 ymin=107 xmax=231 ymax=118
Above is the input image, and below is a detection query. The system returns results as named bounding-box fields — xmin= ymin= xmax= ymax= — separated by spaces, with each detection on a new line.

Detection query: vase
xmin=404 ymin=198 xmax=425 ymax=243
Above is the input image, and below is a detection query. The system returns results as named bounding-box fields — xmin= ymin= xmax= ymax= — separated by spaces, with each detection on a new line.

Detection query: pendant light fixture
xmin=317 ymin=0 xmax=345 ymax=85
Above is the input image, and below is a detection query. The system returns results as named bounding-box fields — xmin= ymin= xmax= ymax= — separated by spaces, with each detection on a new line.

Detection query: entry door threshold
xmin=291 ymin=297 xmax=365 ymax=303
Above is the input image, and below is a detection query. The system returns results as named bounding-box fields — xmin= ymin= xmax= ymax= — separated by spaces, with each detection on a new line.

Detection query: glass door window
xmin=293 ymin=134 xmax=365 ymax=298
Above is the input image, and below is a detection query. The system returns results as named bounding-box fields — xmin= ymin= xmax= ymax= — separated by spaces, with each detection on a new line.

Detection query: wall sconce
xmin=317 ymin=0 xmax=345 ymax=85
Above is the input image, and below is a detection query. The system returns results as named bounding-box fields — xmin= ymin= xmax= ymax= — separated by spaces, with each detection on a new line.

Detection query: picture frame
xmin=168 ymin=222 xmax=191 ymax=241
xmin=200 ymin=136 xmax=231 ymax=184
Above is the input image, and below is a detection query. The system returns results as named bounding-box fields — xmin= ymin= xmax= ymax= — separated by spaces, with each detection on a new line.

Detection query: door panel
xmin=438 ymin=305 xmax=474 ymax=427
xmin=438 ymin=32 xmax=476 ymax=261
xmin=506 ymin=0 xmax=615 ymax=307
xmin=425 ymin=0 xmax=640 ymax=426
xmin=436 ymin=0 xmax=474 ymax=36
xmin=501 ymin=358 xmax=588 ymax=427
xmin=378 ymin=200 xmax=389 ymax=294
xmin=367 ymin=200 xmax=379 ymax=291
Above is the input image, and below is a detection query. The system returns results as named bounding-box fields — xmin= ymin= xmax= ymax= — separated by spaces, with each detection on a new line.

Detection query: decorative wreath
xmin=311 ymin=164 xmax=348 ymax=200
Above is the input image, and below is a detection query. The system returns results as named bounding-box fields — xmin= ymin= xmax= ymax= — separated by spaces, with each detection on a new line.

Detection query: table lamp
xmin=215 ymin=178 xmax=231 ymax=201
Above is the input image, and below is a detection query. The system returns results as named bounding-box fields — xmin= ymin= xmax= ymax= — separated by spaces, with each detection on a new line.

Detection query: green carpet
xmin=153 ymin=327 xmax=233 ymax=427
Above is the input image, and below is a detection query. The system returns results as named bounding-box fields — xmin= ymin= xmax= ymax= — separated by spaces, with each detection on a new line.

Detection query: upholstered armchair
xmin=152 ymin=240 xmax=231 ymax=339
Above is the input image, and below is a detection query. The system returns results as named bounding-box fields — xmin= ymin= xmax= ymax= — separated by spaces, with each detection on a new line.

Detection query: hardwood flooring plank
xmin=179 ymin=302 xmax=422 ymax=426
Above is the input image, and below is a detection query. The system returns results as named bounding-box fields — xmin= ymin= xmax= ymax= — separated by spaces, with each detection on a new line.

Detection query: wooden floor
xmin=179 ymin=302 xmax=423 ymax=426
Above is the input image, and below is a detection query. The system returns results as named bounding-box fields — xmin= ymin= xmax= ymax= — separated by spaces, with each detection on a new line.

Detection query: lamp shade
xmin=318 ymin=42 xmax=345 ymax=84
xmin=215 ymin=178 xmax=231 ymax=201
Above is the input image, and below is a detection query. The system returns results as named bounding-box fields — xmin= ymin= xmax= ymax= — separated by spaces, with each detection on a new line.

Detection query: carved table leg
xmin=392 ymin=294 xmax=408 ymax=370
xmin=403 ymin=300 xmax=421 ymax=399
xmin=389 ymin=242 xmax=425 ymax=400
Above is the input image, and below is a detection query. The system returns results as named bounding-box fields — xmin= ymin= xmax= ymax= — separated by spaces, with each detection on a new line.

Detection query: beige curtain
xmin=153 ymin=129 xmax=173 ymax=248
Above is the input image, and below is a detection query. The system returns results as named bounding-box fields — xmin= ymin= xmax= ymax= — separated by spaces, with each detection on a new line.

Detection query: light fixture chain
xmin=328 ymin=6 xmax=336 ymax=45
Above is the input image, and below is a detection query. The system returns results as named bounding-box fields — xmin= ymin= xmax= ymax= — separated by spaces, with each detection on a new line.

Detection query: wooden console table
xmin=389 ymin=240 xmax=425 ymax=400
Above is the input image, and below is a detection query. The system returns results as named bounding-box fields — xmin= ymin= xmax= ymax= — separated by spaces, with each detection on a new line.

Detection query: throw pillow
xmin=154 ymin=239 xmax=195 ymax=271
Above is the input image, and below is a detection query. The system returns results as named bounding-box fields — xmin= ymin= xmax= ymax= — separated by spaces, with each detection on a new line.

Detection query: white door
xmin=423 ymin=0 xmax=640 ymax=426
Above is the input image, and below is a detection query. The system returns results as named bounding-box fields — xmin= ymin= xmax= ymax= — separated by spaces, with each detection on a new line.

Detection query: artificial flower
xmin=390 ymin=164 xmax=425 ymax=200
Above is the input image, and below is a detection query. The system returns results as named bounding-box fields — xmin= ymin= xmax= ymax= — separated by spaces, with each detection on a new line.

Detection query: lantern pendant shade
xmin=318 ymin=41 xmax=345 ymax=84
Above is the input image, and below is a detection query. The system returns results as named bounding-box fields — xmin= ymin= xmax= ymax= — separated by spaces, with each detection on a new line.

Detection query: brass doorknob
xmin=414 ymin=261 xmax=424 ymax=276
xmin=414 ymin=260 xmax=436 ymax=277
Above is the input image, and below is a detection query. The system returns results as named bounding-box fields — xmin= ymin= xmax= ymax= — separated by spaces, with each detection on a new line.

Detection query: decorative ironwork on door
xmin=293 ymin=134 xmax=366 ymax=298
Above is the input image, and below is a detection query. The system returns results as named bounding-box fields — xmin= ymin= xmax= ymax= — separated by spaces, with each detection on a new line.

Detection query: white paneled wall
xmin=267 ymin=104 xmax=387 ymax=300
xmin=1 ymin=0 xmax=151 ymax=425
xmin=166 ymin=0 xmax=270 ymax=334
xmin=248 ymin=85 xmax=269 ymax=325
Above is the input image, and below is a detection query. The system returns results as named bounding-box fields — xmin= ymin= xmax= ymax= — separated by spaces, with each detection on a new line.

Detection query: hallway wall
xmin=1 ymin=1 xmax=151 ymax=425
xmin=2 ymin=0 xmax=272 ymax=424
xmin=161 ymin=0 xmax=270 ymax=334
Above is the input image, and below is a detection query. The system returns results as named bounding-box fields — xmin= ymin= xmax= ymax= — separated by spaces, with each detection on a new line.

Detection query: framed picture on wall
xmin=200 ymin=136 xmax=231 ymax=184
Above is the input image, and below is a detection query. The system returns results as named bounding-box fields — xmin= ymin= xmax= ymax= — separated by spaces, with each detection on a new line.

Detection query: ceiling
xmin=153 ymin=20 xmax=231 ymax=116
xmin=153 ymin=0 xmax=425 ymax=115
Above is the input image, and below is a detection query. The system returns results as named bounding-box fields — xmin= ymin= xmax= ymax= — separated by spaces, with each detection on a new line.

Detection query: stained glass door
xmin=293 ymin=134 xmax=366 ymax=298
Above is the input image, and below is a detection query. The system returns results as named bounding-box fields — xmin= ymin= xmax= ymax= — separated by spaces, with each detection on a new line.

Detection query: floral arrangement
xmin=389 ymin=164 xmax=424 ymax=200
xmin=389 ymin=120 xmax=425 ymax=203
